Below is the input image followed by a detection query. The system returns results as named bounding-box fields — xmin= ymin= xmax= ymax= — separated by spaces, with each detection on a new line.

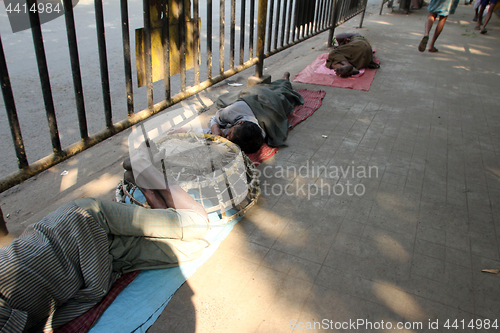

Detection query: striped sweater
xmin=0 ymin=202 xmax=119 ymax=332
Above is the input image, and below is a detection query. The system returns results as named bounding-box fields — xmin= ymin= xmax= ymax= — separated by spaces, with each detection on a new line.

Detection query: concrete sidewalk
xmin=2 ymin=0 xmax=500 ymax=331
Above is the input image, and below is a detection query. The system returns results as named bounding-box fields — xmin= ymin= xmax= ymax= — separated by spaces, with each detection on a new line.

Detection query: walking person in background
xmin=475 ymin=0 xmax=497 ymax=34
xmin=472 ymin=0 xmax=482 ymax=21
xmin=418 ymin=0 xmax=460 ymax=52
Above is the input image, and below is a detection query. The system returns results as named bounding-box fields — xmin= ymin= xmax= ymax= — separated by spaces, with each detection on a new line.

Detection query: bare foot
xmin=335 ymin=65 xmax=354 ymax=77
xmin=124 ymin=170 xmax=136 ymax=184
xmin=282 ymin=72 xmax=290 ymax=80
xmin=123 ymin=157 xmax=132 ymax=171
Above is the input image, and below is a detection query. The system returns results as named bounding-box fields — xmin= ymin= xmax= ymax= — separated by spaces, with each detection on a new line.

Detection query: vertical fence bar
xmin=321 ymin=0 xmax=328 ymax=29
xmin=120 ymin=0 xmax=134 ymax=117
xmin=285 ymin=0 xmax=293 ymax=44
xmin=291 ymin=0 xmax=297 ymax=41
xmin=95 ymin=0 xmax=113 ymax=127
xmin=298 ymin=0 xmax=304 ymax=39
xmin=63 ymin=0 xmax=88 ymax=140
xmin=162 ymin=0 xmax=171 ymax=100
xmin=249 ymin=0 xmax=255 ymax=59
xmin=273 ymin=0 xmax=281 ymax=50
xmin=359 ymin=0 xmax=367 ymax=27
xmin=179 ymin=0 xmax=186 ymax=91
xmin=304 ymin=0 xmax=310 ymax=36
xmin=143 ymin=0 xmax=153 ymax=108
xmin=0 ymin=36 xmax=28 ymax=169
xmin=280 ymin=0 xmax=287 ymax=47
xmin=298 ymin=0 xmax=305 ymax=39
xmin=219 ymin=0 xmax=225 ymax=75
xmin=230 ymin=0 xmax=235 ymax=69
xmin=304 ymin=0 xmax=311 ymax=37
xmin=207 ymin=0 xmax=212 ymax=79
xmin=310 ymin=0 xmax=315 ymax=35
xmin=314 ymin=0 xmax=320 ymax=32
xmin=239 ymin=0 xmax=246 ymax=65
xmin=255 ymin=0 xmax=268 ymax=77
xmin=28 ymin=0 xmax=61 ymax=153
xmin=338 ymin=0 xmax=344 ymax=23
xmin=319 ymin=0 xmax=325 ymax=29
xmin=193 ymin=0 xmax=200 ymax=85
xmin=327 ymin=0 xmax=333 ymax=29
xmin=307 ymin=0 xmax=313 ymax=35
xmin=328 ymin=0 xmax=339 ymax=47
xmin=266 ymin=0 xmax=274 ymax=53
xmin=313 ymin=0 xmax=320 ymax=33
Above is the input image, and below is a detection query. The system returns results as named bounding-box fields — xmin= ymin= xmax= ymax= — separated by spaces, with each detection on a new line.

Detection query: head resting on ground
xmin=226 ymin=121 xmax=264 ymax=154
xmin=335 ymin=32 xmax=361 ymax=46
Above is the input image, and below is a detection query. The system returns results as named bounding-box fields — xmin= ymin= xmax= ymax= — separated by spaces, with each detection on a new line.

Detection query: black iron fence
xmin=0 ymin=0 xmax=367 ymax=192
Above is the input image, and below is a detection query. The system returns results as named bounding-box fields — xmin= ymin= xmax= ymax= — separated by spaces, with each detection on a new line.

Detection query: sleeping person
xmin=0 ymin=142 xmax=210 ymax=332
xmin=326 ymin=33 xmax=380 ymax=78
xmin=173 ymin=72 xmax=304 ymax=154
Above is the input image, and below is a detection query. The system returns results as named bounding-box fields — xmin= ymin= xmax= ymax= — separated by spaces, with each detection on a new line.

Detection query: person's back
xmin=0 ymin=202 xmax=117 ymax=332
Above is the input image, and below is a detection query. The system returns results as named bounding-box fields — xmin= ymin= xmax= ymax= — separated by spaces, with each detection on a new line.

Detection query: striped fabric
xmin=0 ymin=199 xmax=210 ymax=332
xmin=0 ymin=202 xmax=118 ymax=332
xmin=0 ymin=298 xmax=28 ymax=333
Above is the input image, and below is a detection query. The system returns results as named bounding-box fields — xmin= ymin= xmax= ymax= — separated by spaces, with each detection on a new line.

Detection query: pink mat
xmin=293 ymin=53 xmax=380 ymax=91
xmin=246 ymin=143 xmax=278 ymax=166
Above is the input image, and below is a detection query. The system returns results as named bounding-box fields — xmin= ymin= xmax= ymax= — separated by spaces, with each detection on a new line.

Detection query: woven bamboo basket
xmin=116 ymin=132 xmax=260 ymax=225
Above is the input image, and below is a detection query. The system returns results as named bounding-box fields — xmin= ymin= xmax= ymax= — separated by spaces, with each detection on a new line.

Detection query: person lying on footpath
xmin=170 ymin=72 xmax=304 ymax=153
xmin=326 ymin=33 xmax=380 ymax=78
xmin=0 ymin=141 xmax=210 ymax=332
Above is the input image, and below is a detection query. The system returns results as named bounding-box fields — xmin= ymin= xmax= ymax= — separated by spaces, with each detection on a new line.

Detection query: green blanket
xmin=216 ymin=79 xmax=304 ymax=147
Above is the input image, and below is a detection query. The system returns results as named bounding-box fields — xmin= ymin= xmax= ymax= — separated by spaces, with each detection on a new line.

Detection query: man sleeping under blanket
xmin=326 ymin=33 xmax=380 ymax=78
xmin=0 ymin=142 xmax=211 ymax=332
xmin=171 ymin=72 xmax=304 ymax=154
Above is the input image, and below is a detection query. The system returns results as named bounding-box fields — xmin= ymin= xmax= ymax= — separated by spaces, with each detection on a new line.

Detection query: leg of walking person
xmin=428 ymin=15 xmax=448 ymax=52
xmin=419 ymin=12 xmax=437 ymax=52
xmin=479 ymin=0 xmax=497 ymax=33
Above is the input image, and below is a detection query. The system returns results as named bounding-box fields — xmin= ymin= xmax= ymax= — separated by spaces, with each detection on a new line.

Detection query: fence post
xmin=255 ymin=0 xmax=268 ymax=78
xmin=28 ymin=0 xmax=62 ymax=154
xmin=359 ymin=0 xmax=367 ymax=28
xmin=327 ymin=0 xmax=340 ymax=47
xmin=0 ymin=36 xmax=28 ymax=170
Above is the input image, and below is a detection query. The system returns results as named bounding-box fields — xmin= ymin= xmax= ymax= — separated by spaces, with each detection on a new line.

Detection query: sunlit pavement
xmin=2 ymin=0 xmax=500 ymax=332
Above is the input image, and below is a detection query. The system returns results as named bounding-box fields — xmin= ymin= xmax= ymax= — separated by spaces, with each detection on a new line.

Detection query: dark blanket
xmin=216 ymin=79 xmax=304 ymax=147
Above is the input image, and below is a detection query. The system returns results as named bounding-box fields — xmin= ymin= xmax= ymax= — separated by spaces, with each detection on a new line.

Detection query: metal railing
xmin=0 ymin=0 xmax=367 ymax=193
